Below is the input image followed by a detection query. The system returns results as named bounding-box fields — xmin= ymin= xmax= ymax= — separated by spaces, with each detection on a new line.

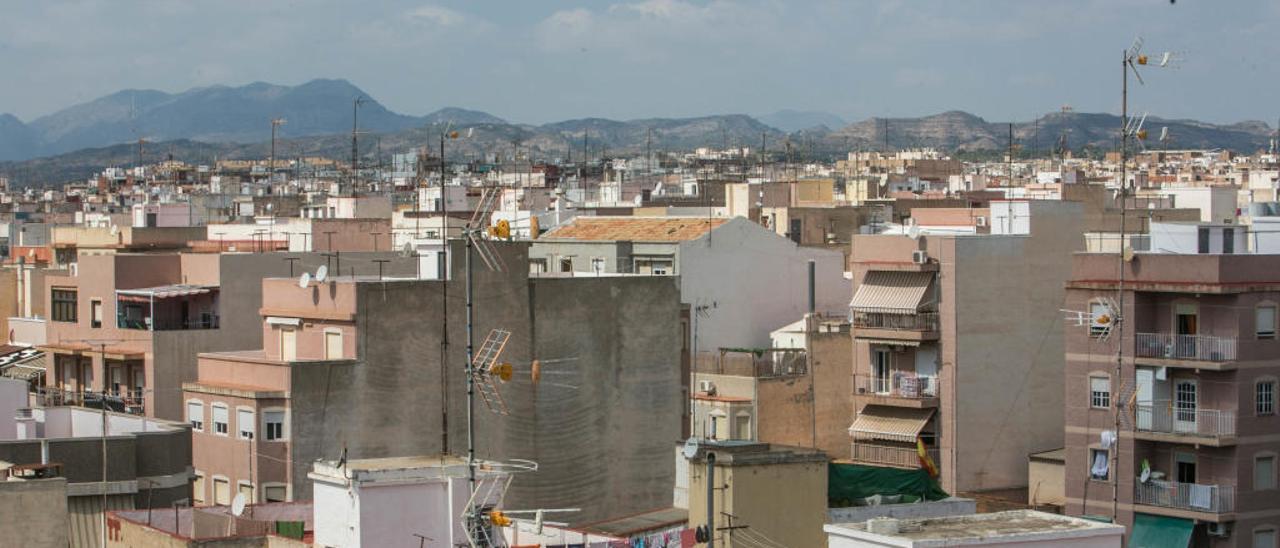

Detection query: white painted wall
xmin=679 ymin=217 xmax=848 ymax=350
xmin=1149 ymin=222 xmax=1247 ymax=254
xmin=0 ymin=378 xmax=26 ymax=439
xmin=1159 ymin=187 xmax=1238 ymax=223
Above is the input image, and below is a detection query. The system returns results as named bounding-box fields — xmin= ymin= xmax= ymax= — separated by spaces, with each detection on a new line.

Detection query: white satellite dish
xmin=299 ymin=272 xmax=311 ymax=288
xmin=401 ymin=242 xmax=414 ymax=258
xmin=315 ymin=264 xmax=329 ymax=283
xmin=231 ymin=493 xmax=246 ymax=517
xmin=682 ymin=437 xmax=700 ymax=459
xmin=467 ymin=127 xmax=475 ymax=138
xmin=907 ymin=224 xmax=922 ymax=240
xmin=110 ymin=225 xmax=119 ymax=236
xmin=1159 ymin=127 xmax=1169 ymax=142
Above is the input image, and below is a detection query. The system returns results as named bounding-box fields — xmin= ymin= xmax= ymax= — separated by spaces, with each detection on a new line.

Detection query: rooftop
xmin=828 ymin=510 xmax=1123 ymax=546
xmin=542 ymin=216 xmax=728 ymax=242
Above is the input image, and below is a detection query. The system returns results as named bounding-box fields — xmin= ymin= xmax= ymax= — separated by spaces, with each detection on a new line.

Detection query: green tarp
xmin=275 ymin=520 xmax=306 ymax=540
xmin=828 ymin=463 xmax=950 ymax=508
xmin=1129 ymin=513 xmax=1193 ymax=548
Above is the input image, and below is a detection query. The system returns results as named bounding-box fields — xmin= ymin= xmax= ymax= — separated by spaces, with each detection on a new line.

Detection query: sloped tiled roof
xmin=543 ymin=217 xmax=728 ymax=242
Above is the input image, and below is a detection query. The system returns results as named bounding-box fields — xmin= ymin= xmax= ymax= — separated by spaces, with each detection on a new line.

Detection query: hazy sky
xmin=3 ymin=0 xmax=1278 ymax=125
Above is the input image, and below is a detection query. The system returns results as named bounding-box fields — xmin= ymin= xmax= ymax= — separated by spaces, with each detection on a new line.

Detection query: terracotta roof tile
xmin=543 ymin=216 xmax=728 ymax=242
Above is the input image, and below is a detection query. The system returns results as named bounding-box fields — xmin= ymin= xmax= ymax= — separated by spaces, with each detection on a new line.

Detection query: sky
xmin=2 ymin=0 xmax=1279 ymax=125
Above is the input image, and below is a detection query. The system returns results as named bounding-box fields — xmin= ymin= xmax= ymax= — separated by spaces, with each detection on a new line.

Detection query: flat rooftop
xmin=830 ymin=510 xmax=1122 ymax=545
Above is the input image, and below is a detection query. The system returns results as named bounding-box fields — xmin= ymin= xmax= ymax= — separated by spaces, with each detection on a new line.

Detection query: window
xmin=1089 ymin=302 xmax=1110 ymax=338
xmin=213 ymin=477 xmax=231 ymax=505
xmin=1089 ymin=448 xmax=1110 ymax=481
xmin=734 ymin=413 xmax=751 ymax=440
xmin=279 ymin=327 xmax=297 ymax=362
xmin=559 ymin=258 xmax=572 ymax=273
xmin=90 ymin=300 xmax=102 ymax=329
xmin=238 ymin=481 xmax=254 ymax=503
xmin=237 ymin=408 xmax=254 ymax=440
xmin=1256 ymin=455 xmax=1276 ymax=490
xmin=212 ymin=404 xmax=229 ymax=436
xmin=324 ymin=329 xmax=343 ymax=360
xmin=1259 ymin=306 xmax=1278 ymax=339
xmin=264 ymin=484 xmax=287 ymax=503
xmin=1090 ymin=376 xmax=1111 ymax=409
xmin=1257 ymin=528 xmax=1277 ymax=548
xmin=1260 ymin=381 xmax=1276 ymax=416
xmin=263 ymin=410 xmax=286 ymax=441
xmin=187 ymin=400 xmax=204 ymax=431
xmin=51 ymin=288 xmax=77 ymax=322
xmin=193 ymin=472 xmax=206 ymax=505
xmin=1224 ymin=228 xmax=1236 ymax=254
xmin=1198 ymin=227 xmax=1211 ymax=253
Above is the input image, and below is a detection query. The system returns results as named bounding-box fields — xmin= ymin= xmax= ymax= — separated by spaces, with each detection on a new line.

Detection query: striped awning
xmin=117 ymin=284 xmax=217 ymax=299
xmin=850 ymin=271 xmax=934 ymax=314
xmin=849 ymin=405 xmax=936 ymax=444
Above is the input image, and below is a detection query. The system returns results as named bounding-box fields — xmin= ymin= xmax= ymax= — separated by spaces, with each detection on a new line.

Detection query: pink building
xmin=1064 ymin=252 xmax=1280 ymax=547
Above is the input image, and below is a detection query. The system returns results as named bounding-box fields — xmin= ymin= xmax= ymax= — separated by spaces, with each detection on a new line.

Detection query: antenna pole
xmin=1111 ymin=47 xmax=1129 ymax=522
xmin=465 ymin=218 xmax=476 ymax=491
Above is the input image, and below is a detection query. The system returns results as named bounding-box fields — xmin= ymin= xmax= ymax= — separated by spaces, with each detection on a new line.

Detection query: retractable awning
xmin=1129 ymin=514 xmax=1193 ymax=548
xmin=117 ymin=285 xmax=217 ymax=299
xmin=849 ymin=405 xmax=936 ymax=444
xmin=850 ymin=271 xmax=934 ymax=314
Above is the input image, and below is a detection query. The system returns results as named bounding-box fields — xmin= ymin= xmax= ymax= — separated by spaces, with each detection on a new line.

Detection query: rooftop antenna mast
xmin=351 ymin=96 xmax=367 ymax=192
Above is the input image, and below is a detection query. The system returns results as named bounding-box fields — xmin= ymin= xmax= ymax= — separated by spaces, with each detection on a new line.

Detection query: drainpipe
xmin=706 ymin=451 xmax=716 ymax=547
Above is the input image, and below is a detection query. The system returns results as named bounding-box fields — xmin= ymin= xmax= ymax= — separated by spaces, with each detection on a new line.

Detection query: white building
xmin=823 ymin=510 xmax=1124 ymax=547
xmin=309 ymin=455 xmax=510 ymax=548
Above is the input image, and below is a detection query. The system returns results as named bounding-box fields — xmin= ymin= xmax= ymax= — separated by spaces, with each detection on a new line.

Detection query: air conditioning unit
xmin=975 ymin=216 xmax=988 ymax=227
xmin=912 ymin=250 xmax=929 ymax=264
xmin=698 ymin=380 xmax=717 ymax=395
xmin=1206 ymin=522 xmax=1231 ymax=538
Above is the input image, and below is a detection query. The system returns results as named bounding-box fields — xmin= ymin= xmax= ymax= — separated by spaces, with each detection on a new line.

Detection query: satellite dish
xmin=110 ymin=225 xmax=119 ymax=236
xmin=1122 ymin=246 xmax=1135 ymax=263
xmin=266 ymin=202 xmax=274 ymax=212
xmin=1140 ymin=467 xmax=1152 ymax=483
xmin=682 ymin=437 xmax=700 ymax=459
xmin=400 ymin=242 xmax=414 ymax=258
xmin=467 ymin=128 xmax=475 ymax=138
xmin=299 ymin=272 xmax=311 ymax=288
xmin=1159 ymin=127 xmax=1169 ymax=142
xmin=231 ymin=493 xmax=246 ymax=517
xmin=315 ymin=265 xmax=329 ymax=282
xmin=907 ymin=225 xmax=922 ymax=240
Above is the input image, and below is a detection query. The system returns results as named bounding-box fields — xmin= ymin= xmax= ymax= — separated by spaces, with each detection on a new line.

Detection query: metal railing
xmin=1135 ymin=333 xmax=1238 ymax=362
xmin=852 ymin=311 xmax=939 ymax=332
xmin=851 ymin=443 xmax=939 ymax=470
xmin=1134 ymin=480 xmax=1234 ymax=513
xmin=32 ymin=387 xmax=145 ymax=416
xmin=856 ymin=373 xmax=940 ymax=399
xmin=1134 ymin=402 xmax=1236 ymax=438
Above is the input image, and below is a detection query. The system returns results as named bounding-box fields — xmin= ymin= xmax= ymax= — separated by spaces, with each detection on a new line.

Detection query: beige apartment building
xmin=1064 ymin=252 xmax=1280 ymax=547
xmin=846 ymin=200 xmax=1084 ymax=494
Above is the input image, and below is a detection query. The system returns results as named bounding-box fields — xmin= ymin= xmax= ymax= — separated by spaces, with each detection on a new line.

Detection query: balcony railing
xmin=1134 ymin=402 xmax=1236 ymax=438
xmin=852 ymin=311 xmax=939 ymax=332
xmin=1135 ymin=333 xmax=1237 ymax=362
xmin=32 ymin=387 xmax=145 ymax=416
xmin=856 ymin=373 xmax=940 ymax=399
xmin=851 ymin=443 xmax=939 ymax=470
xmin=1135 ymin=480 xmax=1234 ymax=514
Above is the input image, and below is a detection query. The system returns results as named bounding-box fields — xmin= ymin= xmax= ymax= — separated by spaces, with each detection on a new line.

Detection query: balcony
xmin=1134 ymin=480 xmax=1234 ymax=517
xmin=32 ymin=387 xmax=146 ymax=416
xmin=855 ymin=373 xmax=940 ymax=408
xmin=851 ymin=442 xmax=939 ymax=470
xmin=852 ymin=311 xmax=940 ymax=342
xmin=1134 ymin=333 xmax=1237 ymax=367
xmin=1134 ymin=402 xmax=1236 ymax=445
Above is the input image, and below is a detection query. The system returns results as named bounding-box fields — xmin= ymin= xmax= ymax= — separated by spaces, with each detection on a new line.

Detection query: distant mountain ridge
xmin=1 ymin=78 xmax=1276 ymax=184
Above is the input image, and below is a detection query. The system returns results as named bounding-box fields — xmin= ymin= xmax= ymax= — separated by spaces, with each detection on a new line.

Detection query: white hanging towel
xmin=1189 ymin=483 xmax=1213 ymax=510
xmin=1100 ymin=430 xmax=1117 ymax=449
xmin=1091 ymin=451 xmax=1110 ymax=479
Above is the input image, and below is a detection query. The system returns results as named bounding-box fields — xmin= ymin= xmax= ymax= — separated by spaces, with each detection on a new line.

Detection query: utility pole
xmin=270 ymin=118 xmax=286 ymax=186
xmin=351 ymin=97 xmax=366 ymax=190
xmin=1008 ymin=123 xmax=1014 ymax=187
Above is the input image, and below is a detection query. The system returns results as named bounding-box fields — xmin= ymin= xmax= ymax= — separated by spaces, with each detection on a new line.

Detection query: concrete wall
xmin=285 ymin=241 xmax=683 ymax=524
xmin=680 ymin=217 xmax=848 ymax=350
xmin=688 ymin=451 xmax=828 ymax=548
xmin=0 ymin=477 xmax=69 ymax=548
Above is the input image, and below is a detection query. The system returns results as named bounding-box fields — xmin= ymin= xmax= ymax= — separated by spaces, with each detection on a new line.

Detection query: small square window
xmin=1255 ymin=455 xmax=1276 ymax=490
xmin=1090 ymin=377 xmax=1111 ymax=409
xmin=212 ymin=405 xmax=229 ymax=436
xmin=1258 ymin=306 xmax=1277 ymax=340
xmin=237 ymin=408 xmax=255 ymax=440
xmin=187 ymin=401 xmax=204 ymax=432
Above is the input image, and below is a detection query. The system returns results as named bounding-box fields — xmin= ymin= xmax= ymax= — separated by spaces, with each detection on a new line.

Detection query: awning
xmin=1129 ymin=514 xmax=1193 ymax=548
xmin=849 ymin=405 xmax=935 ymax=443
xmin=117 ymin=284 xmax=217 ymax=299
xmin=860 ymin=339 xmax=922 ymax=347
xmin=266 ymin=316 xmax=302 ymax=327
xmin=850 ymin=271 xmax=934 ymax=314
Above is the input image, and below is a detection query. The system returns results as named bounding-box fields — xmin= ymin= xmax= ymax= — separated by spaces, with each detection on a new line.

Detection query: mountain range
xmin=1 ymin=79 xmax=1276 ymax=186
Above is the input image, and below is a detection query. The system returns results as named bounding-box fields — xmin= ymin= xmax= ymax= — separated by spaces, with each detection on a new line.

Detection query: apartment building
xmin=36 ymin=252 xmax=413 ymax=420
xmin=1063 ymin=250 xmax=1280 ymax=547
xmin=846 ymin=200 xmax=1085 ymax=494
xmin=184 ymin=241 xmax=684 ymax=523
